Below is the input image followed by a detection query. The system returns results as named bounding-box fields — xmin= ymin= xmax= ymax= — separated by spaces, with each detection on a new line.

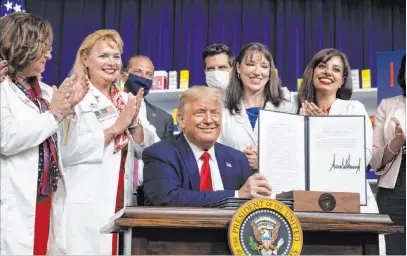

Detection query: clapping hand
xmin=129 ymin=88 xmax=144 ymax=127
xmin=114 ymin=88 xmax=144 ymax=134
xmin=300 ymin=101 xmax=327 ymax=116
xmin=69 ymin=75 xmax=90 ymax=107
xmin=392 ymin=117 xmax=406 ymax=145
xmin=50 ymin=75 xmax=78 ymax=119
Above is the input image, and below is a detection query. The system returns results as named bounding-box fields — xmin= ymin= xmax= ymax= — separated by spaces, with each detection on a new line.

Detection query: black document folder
xmin=203 ymin=197 xmax=293 ymax=210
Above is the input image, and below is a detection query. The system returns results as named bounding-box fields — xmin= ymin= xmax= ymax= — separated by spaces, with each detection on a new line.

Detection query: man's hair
xmin=0 ymin=13 xmax=53 ymax=79
xmin=123 ymin=55 xmax=154 ymax=72
xmin=178 ymin=86 xmax=222 ymax=114
xmin=201 ymin=43 xmax=235 ymax=69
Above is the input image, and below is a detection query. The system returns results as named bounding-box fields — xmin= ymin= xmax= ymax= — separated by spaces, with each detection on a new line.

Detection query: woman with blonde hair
xmin=0 ymin=13 xmax=88 ymax=255
xmin=60 ymin=29 xmax=160 ymax=255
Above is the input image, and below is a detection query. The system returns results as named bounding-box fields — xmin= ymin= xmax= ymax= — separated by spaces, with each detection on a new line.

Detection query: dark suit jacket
xmin=145 ymin=99 xmax=173 ymax=140
xmin=142 ymin=133 xmax=251 ymax=207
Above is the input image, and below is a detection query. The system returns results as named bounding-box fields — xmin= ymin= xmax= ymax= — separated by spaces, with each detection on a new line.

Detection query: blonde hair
xmin=178 ymin=86 xmax=223 ymax=114
xmin=0 ymin=13 xmax=53 ymax=79
xmin=72 ymin=29 xmax=123 ymax=79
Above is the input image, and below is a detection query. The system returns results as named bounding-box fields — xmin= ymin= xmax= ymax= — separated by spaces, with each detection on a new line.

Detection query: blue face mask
xmin=124 ymin=73 xmax=153 ymax=97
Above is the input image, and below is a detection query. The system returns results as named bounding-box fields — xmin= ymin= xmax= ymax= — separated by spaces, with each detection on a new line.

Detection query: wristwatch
xmin=49 ymin=109 xmax=63 ymax=123
xmin=128 ymin=118 xmax=141 ymax=130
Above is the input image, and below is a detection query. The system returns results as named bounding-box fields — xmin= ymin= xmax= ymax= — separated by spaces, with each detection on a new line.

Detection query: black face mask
xmin=124 ymin=73 xmax=153 ymax=97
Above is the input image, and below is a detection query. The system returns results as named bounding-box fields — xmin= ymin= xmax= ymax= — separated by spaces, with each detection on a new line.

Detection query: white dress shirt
xmin=184 ymin=136 xmax=224 ymax=190
xmin=184 ymin=136 xmax=240 ymax=197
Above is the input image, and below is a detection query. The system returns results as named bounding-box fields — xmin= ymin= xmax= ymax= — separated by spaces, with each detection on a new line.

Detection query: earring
xmin=238 ymin=73 xmax=240 ymax=79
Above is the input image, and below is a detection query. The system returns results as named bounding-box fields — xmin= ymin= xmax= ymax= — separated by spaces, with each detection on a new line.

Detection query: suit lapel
xmin=176 ymin=134 xmax=200 ymax=190
xmin=215 ymin=143 xmax=234 ymax=189
xmin=145 ymin=100 xmax=157 ymax=127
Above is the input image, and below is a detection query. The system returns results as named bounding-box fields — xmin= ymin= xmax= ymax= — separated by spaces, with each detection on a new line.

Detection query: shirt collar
xmin=184 ymin=134 xmax=216 ymax=162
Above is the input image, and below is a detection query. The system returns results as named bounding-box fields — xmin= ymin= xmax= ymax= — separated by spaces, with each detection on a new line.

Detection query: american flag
xmin=1 ymin=0 xmax=25 ymax=16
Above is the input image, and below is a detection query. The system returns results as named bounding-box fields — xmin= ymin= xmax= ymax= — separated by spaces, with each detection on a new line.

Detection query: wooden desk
xmin=105 ymin=207 xmax=403 ymax=255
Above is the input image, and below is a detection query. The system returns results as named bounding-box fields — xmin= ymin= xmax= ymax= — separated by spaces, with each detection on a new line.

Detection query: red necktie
xmin=200 ymin=152 xmax=213 ymax=191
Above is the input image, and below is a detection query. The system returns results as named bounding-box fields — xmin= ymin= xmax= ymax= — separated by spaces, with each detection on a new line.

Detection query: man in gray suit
xmin=122 ymin=55 xmax=173 ymax=140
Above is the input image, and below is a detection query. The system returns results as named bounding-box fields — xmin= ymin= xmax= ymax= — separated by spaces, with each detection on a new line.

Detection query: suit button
xmin=152 ymin=113 xmax=156 ymax=117
xmin=125 ymin=174 xmax=128 ymax=179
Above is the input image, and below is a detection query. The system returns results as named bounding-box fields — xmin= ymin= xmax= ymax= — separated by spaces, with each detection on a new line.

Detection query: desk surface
xmin=109 ymin=206 xmax=403 ymax=234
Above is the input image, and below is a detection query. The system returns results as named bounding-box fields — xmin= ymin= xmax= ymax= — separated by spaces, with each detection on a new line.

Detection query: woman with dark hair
xmin=0 ymin=12 xmax=88 ymax=255
xmin=297 ymin=48 xmax=377 ymax=214
xmin=220 ymin=42 xmax=296 ymax=170
xmin=297 ymin=48 xmax=353 ymax=110
xmin=370 ymin=54 xmax=406 ymax=255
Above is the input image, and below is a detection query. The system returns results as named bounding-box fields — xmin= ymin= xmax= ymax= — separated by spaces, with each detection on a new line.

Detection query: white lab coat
xmin=329 ymin=99 xmax=384 ymax=254
xmin=60 ymin=84 xmax=159 ymax=255
xmin=0 ymin=77 xmax=66 ymax=255
xmin=328 ymin=99 xmax=378 ymax=214
xmin=219 ymin=99 xmax=297 ymax=151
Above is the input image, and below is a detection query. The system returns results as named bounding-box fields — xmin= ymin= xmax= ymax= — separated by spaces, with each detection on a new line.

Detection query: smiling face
xmin=178 ymin=97 xmax=222 ymax=150
xmin=236 ymin=50 xmax=270 ymax=94
xmin=313 ymin=56 xmax=344 ymax=95
xmin=82 ymin=40 xmax=122 ymax=84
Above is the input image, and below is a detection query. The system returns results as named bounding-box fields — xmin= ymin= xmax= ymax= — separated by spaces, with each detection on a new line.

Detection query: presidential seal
xmin=228 ymin=199 xmax=303 ymax=256
xmin=318 ymin=193 xmax=336 ymax=212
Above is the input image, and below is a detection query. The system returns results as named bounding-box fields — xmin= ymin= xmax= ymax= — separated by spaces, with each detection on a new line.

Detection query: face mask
xmin=124 ymin=73 xmax=153 ymax=97
xmin=205 ymin=70 xmax=230 ymax=90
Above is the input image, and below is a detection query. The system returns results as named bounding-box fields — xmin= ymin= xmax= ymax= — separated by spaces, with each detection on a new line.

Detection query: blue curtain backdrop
xmin=25 ymin=0 xmax=406 ymax=91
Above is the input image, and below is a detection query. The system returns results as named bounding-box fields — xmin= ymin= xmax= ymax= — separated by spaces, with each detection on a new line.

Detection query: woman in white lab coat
xmin=60 ymin=30 xmax=160 ymax=255
xmin=219 ymin=42 xmax=296 ymax=170
xmin=297 ymin=48 xmax=378 ymax=214
xmin=0 ymin=13 xmax=88 ymax=255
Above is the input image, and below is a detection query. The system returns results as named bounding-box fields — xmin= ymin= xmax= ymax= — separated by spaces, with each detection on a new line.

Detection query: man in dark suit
xmin=122 ymin=55 xmax=173 ymax=140
xmin=122 ymin=55 xmax=174 ymax=206
xmin=143 ymin=86 xmax=272 ymax=207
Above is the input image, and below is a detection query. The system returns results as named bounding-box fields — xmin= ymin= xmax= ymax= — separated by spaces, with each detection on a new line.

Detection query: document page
xmin=258 ymin=110 xmax=306 ymax=196
xmin=308 ymin=116 xmax=367 ymax=205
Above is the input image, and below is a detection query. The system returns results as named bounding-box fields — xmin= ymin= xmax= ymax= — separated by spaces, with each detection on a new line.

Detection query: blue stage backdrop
xmin=25 ymin=0 xmax=406 ymax=91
